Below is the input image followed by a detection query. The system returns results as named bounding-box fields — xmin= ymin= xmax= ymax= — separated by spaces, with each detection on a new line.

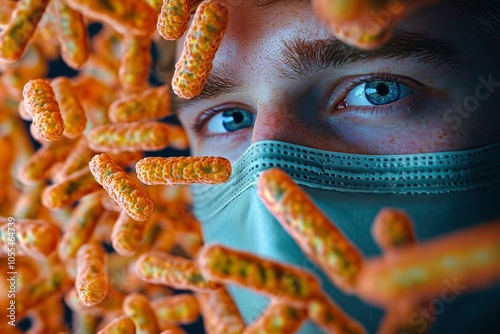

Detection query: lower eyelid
xmin=335 ymin=93 xmax=423 ymax=118
xmin=199 ymin=126 xmax=253 ymax=142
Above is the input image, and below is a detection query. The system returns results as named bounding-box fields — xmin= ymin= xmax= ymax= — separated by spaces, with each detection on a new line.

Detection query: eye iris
xmin=365 ymin=80 xmax=400 ymax=105
xmin=221 ymin=109 xmax=254 ymax=132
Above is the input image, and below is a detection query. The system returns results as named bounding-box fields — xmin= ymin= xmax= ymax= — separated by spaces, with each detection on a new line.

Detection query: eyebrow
xmin=277 ymin=30 xmax=466 ymax=78
xmin=174 ymin=30 xmax=465 ymax=113
xmin=172 ymin=64 xmax=244 ymax=113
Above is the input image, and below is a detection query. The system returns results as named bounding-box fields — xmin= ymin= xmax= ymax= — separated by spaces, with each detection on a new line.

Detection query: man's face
xmin=176 ymin=0 xmax=500 ymax=163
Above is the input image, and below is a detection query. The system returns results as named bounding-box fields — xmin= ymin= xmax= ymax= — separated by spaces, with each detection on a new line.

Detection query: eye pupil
xmin=232 ymin=112 xmax=244 ymax=124
xmin=376 ymin=83 xmax=389 ymax=96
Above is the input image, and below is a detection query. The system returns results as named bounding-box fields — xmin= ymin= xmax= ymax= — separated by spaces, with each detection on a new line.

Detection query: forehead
xmin=204 ymin=1 xmax=463 ymax=77
xmin=213 ymin=1 xmax=329 ymax=75
xmin=175 ymin=1 xmax=328 ymax=69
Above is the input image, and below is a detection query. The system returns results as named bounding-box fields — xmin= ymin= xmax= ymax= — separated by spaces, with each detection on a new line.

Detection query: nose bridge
xmin=251 ymin=102 xmax=299 ymax=144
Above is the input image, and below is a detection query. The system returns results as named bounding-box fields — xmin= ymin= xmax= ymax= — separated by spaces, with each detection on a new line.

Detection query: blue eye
xmin=344 ymin=80 xmax=413 ymax=107
xmin=206 ymin=108 xmax=255 ymax=133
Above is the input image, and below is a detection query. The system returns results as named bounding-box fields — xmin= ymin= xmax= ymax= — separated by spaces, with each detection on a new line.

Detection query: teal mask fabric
xmin=191 ymin=140 xmax=500 ymax=333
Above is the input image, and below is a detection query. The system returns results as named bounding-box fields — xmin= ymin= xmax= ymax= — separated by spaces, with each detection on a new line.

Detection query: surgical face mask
xmin=191 ymin=140 xmax=500 ymax=334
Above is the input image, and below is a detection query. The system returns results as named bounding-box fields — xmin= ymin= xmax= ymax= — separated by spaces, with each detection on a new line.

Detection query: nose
xmin=251 ymin=104 xmax=306 ymax=145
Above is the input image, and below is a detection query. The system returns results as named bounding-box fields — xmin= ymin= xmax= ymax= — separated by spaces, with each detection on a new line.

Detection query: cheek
xmin=334 ymin=122 xmax=452 ymax=154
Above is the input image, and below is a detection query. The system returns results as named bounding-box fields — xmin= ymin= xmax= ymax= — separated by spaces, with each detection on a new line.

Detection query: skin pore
xmin=175 ymin=0 xmax=500 ymax=163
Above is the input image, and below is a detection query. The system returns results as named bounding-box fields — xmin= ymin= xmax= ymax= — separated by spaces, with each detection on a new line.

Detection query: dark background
xmin=17 ymin=22 xmax=207 ymax=334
